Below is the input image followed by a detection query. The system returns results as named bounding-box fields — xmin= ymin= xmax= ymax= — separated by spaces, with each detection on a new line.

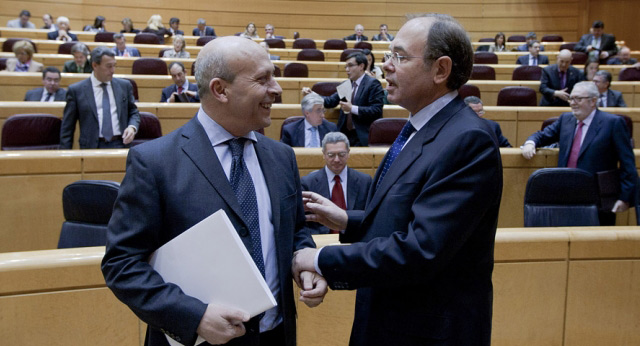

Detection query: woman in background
xmin=240 ymin=22 xmax=259 ymax=39
xmin=163 ymin=35 xmax=190 ymax=58
xmin=584 ymin=58 xmax=600 ymax=81
xmin=488 ymin=32 xmax=506 ymax=52
xmin=143 ymin=15 xmax=172 ymax=44
xmin=3 ymin=40 xmax=43 ymax=72
xmin=120 ymin=18 xmax=140 ymax=34
xmin=362 ymin=49 xmax=383 ymax=79
xmin=84 ymin=16 xmax=106 ymax=32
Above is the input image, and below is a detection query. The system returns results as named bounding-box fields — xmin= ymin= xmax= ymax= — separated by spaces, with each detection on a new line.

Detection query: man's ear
xmin=210 ymin=78 xmax=228 ymax=103
xmin=432 ymin=56 xmax=452 ymax=86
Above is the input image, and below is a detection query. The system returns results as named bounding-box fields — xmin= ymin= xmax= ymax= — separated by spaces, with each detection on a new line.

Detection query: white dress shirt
xmin=90 ymin=73 xmax=122 ymax=137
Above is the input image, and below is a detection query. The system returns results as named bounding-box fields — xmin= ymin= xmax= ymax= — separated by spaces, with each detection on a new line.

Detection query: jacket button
xmin=239 ymin=227 xmax=249 ymax=237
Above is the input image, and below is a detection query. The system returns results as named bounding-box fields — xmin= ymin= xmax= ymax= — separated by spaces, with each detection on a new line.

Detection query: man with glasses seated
xmin=301 ymin=52 xmax=384 ymax=146
xmin=522 ymin=81 xmax=636 ymax=225
xmin=281 ymin=92 xmax=337 ymax=147
xmin=301 ymin=131 xmax=372 ymax=235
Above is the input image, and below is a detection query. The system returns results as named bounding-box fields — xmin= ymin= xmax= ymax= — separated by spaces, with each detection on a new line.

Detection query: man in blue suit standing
xmin=522 ymin=81 xmax=636 ymax=225
xmin=281 ymin=92 xmax=337 ymax=147
xmin=160 ymin=62 xmax=200 ymax=102
xmin=301 ymin=132 xmax=372 ymax=235
xmin=294 ymin=14 xmax=503 ymax=345
xmin=102 ymin=37 xmax=326 ymax=346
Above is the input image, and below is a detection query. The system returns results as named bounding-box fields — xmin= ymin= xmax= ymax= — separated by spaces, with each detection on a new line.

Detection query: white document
xmin=149 ymin=209 xmax=277 ymax=346
xmin=336 ymin=80 xmax=353 ymax=102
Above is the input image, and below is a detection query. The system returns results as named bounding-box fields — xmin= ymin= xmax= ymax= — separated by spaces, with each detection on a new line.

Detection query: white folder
xmin=149 ymin=209 xmax=277 ymax=346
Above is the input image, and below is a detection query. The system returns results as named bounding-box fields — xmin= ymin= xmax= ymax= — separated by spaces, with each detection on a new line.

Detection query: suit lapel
xmin=579 ymin=110 xmax=602 ymax=158
xmin=294 ymin=120 xmax=305 ymax=147
xmin=354 ymin=75 xmax=369 ymax=105
xmin=111 ymin=79 xmax=125 ymax=131
xmin=317 ymin=168 xmax=331 ymax=201
xmin=83 ymin=79 xmax=99 ymax=122
xmin=254 ymin=137 xmax=281 ymax=235
xmin=558 ymin=114 xmax=576 ymax=166
xmin=346 ymin=168 xmax=360 ymax=210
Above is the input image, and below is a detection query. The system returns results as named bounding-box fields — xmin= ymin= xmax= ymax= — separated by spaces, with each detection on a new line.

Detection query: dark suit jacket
xmin=160 ymin=83 xmax=200 ymax=102
xmin=317 ymin=97 xmax=502 ymax=345
xmin=607 ymin=57 xmax=637 ymax=65
xmin=112 ymin=46 xmax=141 ymax=57
xmin=485 ymin=118 xmax=511 ymax=147
xmin=372 ymin=33 xmax=394 ymax=41
xmin=280 ymin=119 xmax=337 ymax=147
xmin=323 ymin=74 xmax=384 ymax=146
xmin=527 ymin=110 xmax=636 ymax=202
xmin=539 ymin=65 xmax=585 ymax=106
xmin=60 ymin=77 xmax=140 ymax=149
xmin=192 ymin=26 xmax=216 ymax=36
xmin=575 ymin=33 xmax=618 ymax=58
xmin=172 ymin=29 xmax=184 ymax=35
xmin=300 ymin=167 xmax=372 ymax=234
xmin=343 ymin=34 xmax=368 ymax=41
xmin=101 ymin=117 xmax=314 ymax=346
xmin=515 ymin=54 xmax=549 ymax=65
xmin=605 ymin=89 xmax=626 ymax=107
xmin=47 ymin=30 xmax=78 ymax=41
xmin=24 ymin=87 xmax=66 ymax=101
xmin=62 ymin=60 xmax=93 ymax=73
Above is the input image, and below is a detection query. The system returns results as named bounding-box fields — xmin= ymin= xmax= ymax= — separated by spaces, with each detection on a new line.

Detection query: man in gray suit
xmin=593 ymin=70 xmax=626 ymax=107
xmin=575 ymin=20 xmax=618 ymax=62
xmin=24 ymin=67 xmax=66 ymax=102
xmin=60 ymin=46 xmax=140 ymax=149
xmin=6 ymin=10 xmax=35 ymax=28
xmin=301 ymin=132 xmax=372 ymax=235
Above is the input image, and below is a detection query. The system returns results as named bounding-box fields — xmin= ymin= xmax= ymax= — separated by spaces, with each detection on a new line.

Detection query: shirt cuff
xmin=351 ymin=105 xmax=359 ymax=115
xmin=524 ymin=140 xmax=536 ymax=147
xmin=314 ymin=247 xmax=323 ymax=276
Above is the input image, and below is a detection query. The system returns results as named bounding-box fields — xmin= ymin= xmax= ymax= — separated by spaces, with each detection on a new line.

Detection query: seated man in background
xmin=192 ymin=18 xmax=216 ymax=36
xmin=344 ymin=24 xmax=368 ymax=41
xmin=42 ymin=13 xmax=57 ymax=31
xmin=281 ymin=92 xmax=337 ymax=147
xmin=372 ymin=24 xmax=394 ymax=41
xmin=112 ymin=33 xmax=140 ymax=57
xmin=301 ymin=131 xmax=371 ymax=235
xmin=607 ymin=47 xmax=637 ymax=65
xmin=7 ymin=10 xmax=35 ymax=29
xmin=516 ymin=32 xmax=545 ymax=52
xmin=540 ymin=49 xmax=585 ymax=106
xmin=522 ymin=81 xmax=636 ymax=225
xmin=160 ymin=62 xmax=199 ymax=103
xmin=516 ymin=40 xmax=549 ymax=66
xmin=47 ymin=16 xmax=78 ymax=41
xmin=575 ymin=20 xmax=618 ymax=62
xmin=63 ymin=43 xmax=92 ymax=73
xmin=24 ymin=67 xmax=66 ymax=101
xmin=593 ymin=70 xmax=626 ymax=107
xmin=169 ymin=17 xmax=183 ymax=35
xmin=264 ymin=24 xmax=284 ymax=39
xmin=259 ymin=41 xmax=280 ymax=60
xmin=464 ymin=96 xmax=511 ymax=147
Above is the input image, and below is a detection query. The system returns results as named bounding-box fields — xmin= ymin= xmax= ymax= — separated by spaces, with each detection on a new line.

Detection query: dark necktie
xmin=228 ymin=138 xmax=265 ymax=278
xmin=346 ymin=81 xmax=357 ymax=131
xmin=46 ymin=92 xmax=53 ymax=102
xmin=330 ymin=175 xmax=346 ymax=234
xmin=376 ymin=121 xmax=415 ymax=190
xmin=100 ymin=83 xmax=114 ymax=141
xmin=532 ymin=57 xmax=537 ymax=66
xmin=559 ymin=71 xmax=566 ymax=89
xmin=177 ymin=86 xmax=183 ymax=94
xmin=567 ymin=121 xmax=584 ymax=168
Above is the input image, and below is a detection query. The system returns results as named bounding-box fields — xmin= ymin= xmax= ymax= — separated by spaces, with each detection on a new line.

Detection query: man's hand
xmin=196 ymin=303 xmax=250 ymax=345
xmin=298 ymin=271 xmax=328 ymax=308
xmin=586 ymin=45 xmax=594 ymax=52
xmin=522 ymin=143 xmax=536 ymax=160
xmin=339 ymin=101 xmax=353 ymax=113
xmin=122 ymin=126 xmax=136 ymax=145
xmin=292 ymin=248 xmax=318 ymax=288
xmin=554 ymin=89 xmax=570 ymax=102
xmin=302 ymin=191 xmax=348 ymax=230
xmin=611 ymin=200 xmax=629 ymax=213
xmin=301 ymin=87 xmax=312 ymax=96
xmin=184 ymin=90 xmax=197 ymax=98
xmin=168 ymin=92 xmax=177 ymax=103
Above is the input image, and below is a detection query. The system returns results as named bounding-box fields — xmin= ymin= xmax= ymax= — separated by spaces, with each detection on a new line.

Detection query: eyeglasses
xmin=384 ymin=51 xmax=422 ymax=64
xmin=325 ymin=151 xmax=348 ymax=159
xmin=568 ymin=96 xmax=594 ymax=103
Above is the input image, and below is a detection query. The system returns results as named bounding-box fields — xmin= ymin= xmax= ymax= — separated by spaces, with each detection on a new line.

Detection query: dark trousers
xmin=97 ymin=137 xmax=126 ymax=149
xmin=598 ymin=211 xmax=617 ymax=226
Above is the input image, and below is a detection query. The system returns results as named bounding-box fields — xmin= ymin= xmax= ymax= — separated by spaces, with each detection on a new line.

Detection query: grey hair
xmin=71 ymin=43 xmax=90 ymax=56
xmin=322 ymin=132 xmax=350 ymax=151
xmin=90 ymin=46 xmax=115 ymax=65
xmin=56 ymin=16 xmax=70 ymax=25
xmin=573 ymin=81 xmax=599 ymax=98
xmin=197 ymin=18 xmax=206 ymax=25
xmin=195 ymin=45 xmax=237 ymax=99
xmin=301 ymin=92 xmax=325 ymax=113
xmin=463 ymin=96 xmax=482 ymax=106
xmin=594 ymin=70 xmax=612 ymax=84
xmin=113 ymin=33 xmax=125 ymax=40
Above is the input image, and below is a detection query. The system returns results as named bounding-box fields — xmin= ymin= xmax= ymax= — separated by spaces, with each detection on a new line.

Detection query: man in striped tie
xmin=294 ymin=14 xmax=503 ymax=346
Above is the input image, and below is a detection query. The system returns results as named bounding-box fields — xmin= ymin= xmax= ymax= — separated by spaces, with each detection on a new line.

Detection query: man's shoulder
xmin=321 ymin=119 xmax=338 ymax=130
xmin=347 ymin=167 xmax=372 ymax=181
xmin=301 ymin=169 xmax=324 ymax=184
xmin=609 ymin=89 xmax=623 ymax=96
xmin=283 ymin=118 xmax=304 ymax=131
xmin=542 ymin=64 xmax=557 ymax=71
xmin=68 ymin=78 xmax=91 ymax=91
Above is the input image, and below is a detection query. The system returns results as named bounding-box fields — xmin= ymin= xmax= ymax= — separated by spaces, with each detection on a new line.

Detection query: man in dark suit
xmin=371 ymin=24 xmax=394 ymax=41
xmin=302 ymin=52 xmax=384 ymax=146
xmin=593 ymin=70 xmax=626 ymax=107
xmin=301 ymin=131 xmax=372 ymax=235
xmin=281 ymin=92 xmax=337 ymax=147
xmin=46 ymin=16 xmax=78 ymax=41
xmin=24 ymin=67 xmax=66 ymax=101
xmin=522 ymin=81 xmax=636 ymax=225
xmin=161 ymin=62 xmax=200 ymax=103
xmin=264 ymin=24 xmax=285 ymax=39
xmin=294 ymin=14 xmax=502 ymax=345
xmin=102 ymin=36 xmax=326 ymax=346
xmin=575 ymin=20 xmax=618 ymax=62
xmin=540 ymin=49 xmax=585 ymax=106
xmin=516 ymin=41 xmax=549 ymax=66
xmin=608 ymin=47 xmax=638 ymax=65
xmin=60 ymin=47 xmax=140 ymax=149
xmin=343 ymin=24 xmax=368 ymax=41
xmin=62 ymin=43 xmax=92 ymax=73
xmin=169 ymin=17 xmax=184 ymax=35
xmin=112 ymin=33 xmax=141 ymax=57
xmin=193 ymin=18 xmax=216 ymax=36
xmin=464 ymin=96 xmax=511 ymax=147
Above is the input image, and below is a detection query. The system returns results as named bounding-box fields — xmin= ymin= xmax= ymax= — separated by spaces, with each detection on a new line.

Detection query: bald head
xmin=557 ymin=49 xmax=573 ymax=72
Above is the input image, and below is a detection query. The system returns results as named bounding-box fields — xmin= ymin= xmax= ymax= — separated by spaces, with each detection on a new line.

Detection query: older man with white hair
xmin=281 ymin=92 xmax=337 ymax=147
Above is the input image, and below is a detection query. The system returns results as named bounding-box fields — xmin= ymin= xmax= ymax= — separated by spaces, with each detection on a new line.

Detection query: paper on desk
xmin=149 ymin=209 xmax=277 ymax=346
xmin=336 ymin=80 xmax=353 ymax=102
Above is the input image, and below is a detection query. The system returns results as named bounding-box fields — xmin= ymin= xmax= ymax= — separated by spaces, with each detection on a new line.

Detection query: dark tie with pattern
xmin=330 ymin=175 xmax=346 ymax=234
xmin=376 ymin=121 xmax=415 ymax=190
xmin=100 ymin=83 xmax=114 ymax=141
xmin=228 ymin=138 xmax=266 ymax=278
xmin=532 ymin=57 xmax=537 ymax=66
